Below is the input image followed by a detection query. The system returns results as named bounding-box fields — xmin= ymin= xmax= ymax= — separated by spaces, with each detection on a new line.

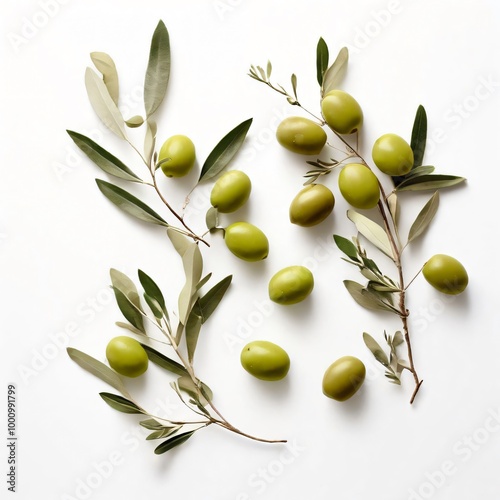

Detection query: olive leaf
xmin=177 ymin=376 xmax=213 ymax=406
xmin=96 ymin=179 xmax=169 ymax=227
xmin=138 ymin=269 xmax=168 ymax=319
xmin=125 ymin=115 xmax=144 ymax=128
xmin=343 ymin=280 xmax=398 ymax=313
xmin=387 ymin=192 xmax=399 ymax=224
xmin=407 ymin=191 xmax=439 ymax=244
xmin=140 ymin=418 xmax=167 ymax=430
xmin=205 ymin=206 xmax=219 ymax=231
xmin=363 ymin=332 xmax=389 ymax=366
xmin=85 ymin=67 xmax=127 ymax=139
xmin=112 ymin=286 xmax=146 ymax=333
xmin=154 ymin=430 xmax=195 ymax=455
xmin=333 ymin=234 xmax=359 ymax=261
xmin=185 ymin=303 xmax=203 ymax=363
xmin=144 ymin=120 xmax=157 ymax=165
xmin=90 ymin=52 xmax=120 ymax=106
xmin=410 ymin=105 xmax=427 ymax=168
xmin=291 ymin=73 xmax=298 ymax=100
xmin=396 ymin=174 xmax=466 ymax=192
xmin=66 ymin=348 xmax=131 ymax=399
xmin=405 ymin=165 xmax=435 ymax=178
xmin=316 ymin=37 xmax=329 ymax=86
xmin=347 ymin=210 xmax=394 ymax=260
xmin=198 ymin=118 xmax=253 ymax=182
xmin=146 ymin=426 xmax=181 ymax=440
xmin=115 ymin=321 xmax=145 ymax=336
xmin=321 ymin=47 xmax=348 ymax=97
xmin=144 ymin=20 xmax=170 ymax=118
xmin=67 ymin=131 xmax=142 ymax=183
xmin=140 ymin=343 xmax=188 ymax=377
xmin=100 ymin=392 xmax=145 ymax=414
xmin=197 ymin=275 xmax=232 ymax=323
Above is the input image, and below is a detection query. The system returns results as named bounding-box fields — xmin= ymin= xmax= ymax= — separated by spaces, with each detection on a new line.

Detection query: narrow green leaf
xmin=96 ymin=179 xmax=169 ymax=226
xmin=90 ymin=52 xmax=119 ymax=106
xmin=144 ymin=120 xmax=157 ymax=165
xmin=144 ymin=293 xmax=163 ymax=319
xmin=66 ymin=348 xmax=131 ymax=399
xmin=198 ymin=118 xmax=253 ymax=182
xmin=140 ymin=418 xmax=167 ymax=430
xmin=408 ymin=191 xmax=440 ymax=243
xmin=140 ymin=343 xmax=188 ymax=377
xmin=144 ymin=20 xmax=171 ymax=117
xmin=363 ymin=332 xmax=389 ymax=366
xmin=125 ymin=115 xmax=144 ymax=128
xmin=205 ymin=206 xmax=219 ymax=231
xmin=333 ymin=234 xmax=358 ymax=261
xmin=138 ymin=269 xmax=167 ymax=317
xmin=111 ymin=286 xmax=146 ymax=333
xmin=85 ymin=67 xmax=126 ymax=139
xmin=110 ymin=269 xmax=145 ymax=331
xmin=100 ymin=392 xmax=145 ymax=414
xmin=266 ymin=60 xmax=272 ymax=78
xmin=67 ymin=131 xmax=142 ymax=183
xmin=111 ymin=269 xmax=143 ymax=309
xmin=146 ymin=426 xmax=181 ymax=440
xmin=321 ymin=47 xmax=348 ymax=97
xmin=291 ymin=73 xmax=298 ymax=99
xmin=396 ymin=175 xmax=466 ymax=192
xmin=387 ymin=192 xmax=399 ymax=224
xmin=185 ymin=303 xmax=202 ymax=363
xmin=177 ymin=376 xmax=213 ymax=406
xmin=154 ymin=430 xmax=195 ymax=455
xmin=316 ymin=37 xmax=329 ymax=86
xmin=198 ymin=275 xmax=232 ymax=323
xmin=347 ymin=210 xmax=394 ymax=260
xmin=344 ymin=281 xmax=397 ymax=313
xmin=115 ymin=321 xmax=145 ymax=336
xmin=195 ymin=273 xmax=212 ymax=293
xmin=411 ymin=105 xmax=427 ymax=168
xmin=406 ymin=165 xmax=435 ymax=178
xmin=393 ymin=331 xmax=404 ymax=346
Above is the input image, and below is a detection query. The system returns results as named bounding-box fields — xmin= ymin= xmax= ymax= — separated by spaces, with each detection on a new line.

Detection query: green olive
xmin=276 ymin=116 xmax=327 ymax=155
xmin=158 ymin=135 xmax=196 ymax=177
xmin=338 ymin=163 xmax=380 ymax=209
xmin=224 ymin=222 xmax=269 ymax=262
xmin=322 ymin=356 xmax=366 ymax=401
xmin=372 ymin=133 xmax=414 ymax=176
xmin=106 ymin=336 xmax=149 ymax=378
xmin=240 ymin=340 xmax=290 ymax=381
xmin=268 ymin=266 xmax=314 ymax=305
xmin=210 ymin=170 xmax=252 ymax=213
xmin=321 ymin=90 xmax=363 ymax=135
xmin=289 ymin=184 xmax=335 ymax=227
xmin=422 ymin=254 xmax=468 ymax=295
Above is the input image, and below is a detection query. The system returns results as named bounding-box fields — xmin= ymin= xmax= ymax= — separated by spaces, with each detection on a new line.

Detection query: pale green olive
xmin=106 ymin=336 xmax=149 ymax=378
xmin=240 ymin=340 xmax=290 ymax=381
xmin=276 ymin=116 xmax=327 ymax=155
xmin=422 ymin=254 xmax=469 ymax=295
xmin=338 ymin=163 xmax=380 ymax=209
xmin=158 ymin=135 xmax=196 ymax=177
xmin=224 ymin=222 xmax=269 ymax=262
xmin=322 ymin=356 xmax=366 ymax=401
xmin=268 ymin=266 xmax=314 ymax=305
xmin=289 ymin=184 xmax=335 ymax=227
xmin=210 ymin=170 xmax=252 ymax=213
xmin=321 ymin=90 xmax=363 ymax=135
xmin=372 ymin=133 xmax=414 ymax=176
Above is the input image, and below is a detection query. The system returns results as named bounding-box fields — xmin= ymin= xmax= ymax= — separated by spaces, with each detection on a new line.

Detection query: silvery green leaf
xmin=198 ymin=275 xmax=232 ymax=324
xmin=144 ymin=293 xmax=163 ymax=320
xmin=100 ymin=392 xmax=145 ymax=414
xmin=154 ymin=430 xmax=195 ymax=455
xmin=140 ymin=344 xmax=188 ymax=377
xmin=185 ymin=303 xmax=202 ymax=363
xmin=321 ymin=46 xmax=348 ymax=97
xmin=396 ymin=175 xmax=466 ymax=192
xmin=110 ymin=269 xmax=143 ymax=310
xmin=360 ymin=267 xmax=379 ymax=282
xmin=111 ymin=286 xmax=146 ymax=333
xmin=144 ymin=120 xmax=157 ymax=165
xmin=146 ymin=426 xmax=181 ymax=440
xmin=205 ymin=206 xmax=219 ymax=231
xmin=387 ymin=192 xmax=399 ymax=224
xmin=408 ymin=191 xmax=439 ymax=244
xmin=397 ymin=359 xmax=411 ymax=370
xmin=316 ymin=37 xmax=329 ymax=86
xmin=410 ymin=105 xmax=427 ymax=168
xmin=140 ymin=418 xmax=167 ymax=430
xmin=393 ymin=331 xmax=404 ymax=346
xmin=257 ymin=65 xmax=266 ymax=80
xmin=138 ymin=269 xmax=168 ymax=319
xmin=96 ymin=179 xmax=169 ymax=227
xmin=385 ymin=372 xmax=401 ymax=385
xmin=125 ymin=115 xmax=144 ymax=128
xmin=368 ymin=281 xmax=399 ymax=292
xmin=198 ymin=118 xmax=253 ymax=182
xmin=363 ymin=332 xmax=389 ymax=366
xmin=177 ymin=376 xmax=213 ymax=406
xmin=144 ymin=20 xmax=170 ymax=117
xmin=344 ymin=280 xmax=395 ymax=313
xmin=90 ymin=51 xmax=119 ymax=106
xmin=291 ymin=73 xmax=298 ymax=99
xmin=406 ymin=165 xmax=435 ymax=178
xmin=66 ymin=348 xmax=131 ymax=399
xmin=347 ymin=210 xmax=394 ymax=260
xmin=195 ymin=273 xmax=212 ymax=293
xmin=333 ymin=234 xmax=359 ymax=261
xmin=85 ymin=67 xmax=126 ymax=139
xmin=115 ymin=321 xmax=145 ymax=336
xmin=266 ymin=60 xmax=272 ymax=78
xmin=67 ymin=131 xmax=142 ymax=183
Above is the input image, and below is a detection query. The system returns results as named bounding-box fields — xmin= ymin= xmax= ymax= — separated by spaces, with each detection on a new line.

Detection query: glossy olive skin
xmin=106 ymin=336 xmax=149 ymax=378
xmin=321 ymin=90 xmax=363 ymax=135
xmin=372 ymin=133 xmax=414 ymax=176
xmin=276 ymin=116 xmax=327 ymax=155
xmin=322 ymin=356 xmax=366 ymax=401
xmin=158 ymin=135 xmax=196 ymax=177
xmin=423 ymin=254 xmax=469 ymax=295
xmin=210 ymin=170 xmax=252 ymax=213
xmin=338 ymin=163 xmax=380 ymax=209
xmin=241 ymin=341 xmax=290 ymax=381
xmin=289 ymin=184 xmax=335 ymax=227
xmin=224 ymin=222 xmax=269 ymax=262
xmin=269 ymin=266 xmax=314 ymax=305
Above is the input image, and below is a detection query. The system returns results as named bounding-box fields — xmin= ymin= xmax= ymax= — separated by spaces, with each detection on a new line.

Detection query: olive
xmin=321 ymin=89 xmax=363 ymax=135
xmin=106 ymin=336 xmax=148 ymax=378
xmin=224 ymin=222 xmax=269 ymax=262
xmin=322 ymin=356 xmax=366 ymax=401
xmin=422 ymin=254 xmax=468 ymax=295
xmin=372 ymin=133 xmax=414 ymax=176
xmin=240 ymin=340 xmax=290 ymax=381
xmin=289 ymin=184 xmax=335 ymax=227
xmin=210 ymin=170 xmax=252 ymax=213
xmin=158 ymin=135 xmax=196 ymax=177
xmin=276 ymin=116 xmax=327 ymax=155
xmin=268 ymin=266 xmax=314 ymax=305
xmin=338 ymin=163 xmax=380 ymax=209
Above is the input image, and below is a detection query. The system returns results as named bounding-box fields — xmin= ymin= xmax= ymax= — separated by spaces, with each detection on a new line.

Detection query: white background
xmin=2 ymin=0 xmax=500 ymax=499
